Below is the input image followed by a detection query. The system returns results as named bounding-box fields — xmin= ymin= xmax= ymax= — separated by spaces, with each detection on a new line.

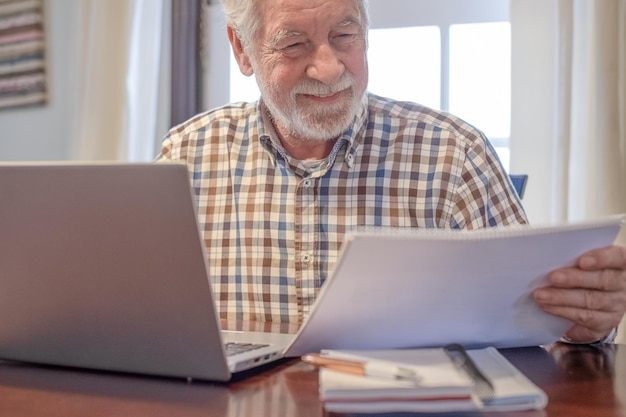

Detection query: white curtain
xmin=511 ymin=0 xmax=626 ymax=343
xmin=555 ymin=0 xmax=626 ymax=225
xmin=556 ymin=0 xmax=626 ymax=343
xmin=71 ymin=0 xmax=166 ymax=161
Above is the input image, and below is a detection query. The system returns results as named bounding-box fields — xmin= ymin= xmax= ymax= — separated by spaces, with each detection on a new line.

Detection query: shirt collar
xmin=256 ymin=94 xmax=369 ymax=171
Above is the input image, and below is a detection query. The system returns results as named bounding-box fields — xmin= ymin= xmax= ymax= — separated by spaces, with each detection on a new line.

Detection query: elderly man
xmin=159 ymin=0 xmax=626 ymax=343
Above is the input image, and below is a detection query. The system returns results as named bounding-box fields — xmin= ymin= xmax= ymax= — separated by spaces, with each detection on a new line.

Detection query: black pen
xmin=443 ymin=343 xmax=494 ymax=403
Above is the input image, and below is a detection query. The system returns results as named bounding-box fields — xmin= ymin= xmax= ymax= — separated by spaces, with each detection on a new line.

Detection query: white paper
xmin=468 ymin=347 xmax=548 ymax=410
xmin=286 ymin=216 xmax=624 ymax=356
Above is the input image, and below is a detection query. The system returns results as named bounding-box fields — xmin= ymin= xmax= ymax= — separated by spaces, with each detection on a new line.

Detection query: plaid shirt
xmin=159 ymin=93 xmax=527 ymax=324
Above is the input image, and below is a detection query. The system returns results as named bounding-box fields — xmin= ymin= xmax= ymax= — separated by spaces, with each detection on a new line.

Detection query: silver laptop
xmin=0 ymin=162 xmax=294 ymax=381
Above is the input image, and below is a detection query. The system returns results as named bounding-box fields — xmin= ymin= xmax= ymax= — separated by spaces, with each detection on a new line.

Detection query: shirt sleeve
xmin=449 ymin=130 xmax=528 ymax=229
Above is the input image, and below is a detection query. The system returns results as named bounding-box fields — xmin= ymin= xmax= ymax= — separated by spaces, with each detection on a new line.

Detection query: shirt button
xmin=346 ymin=153 xmax=355 ymax=167
xmin=302 ymin=179 xmax=312 ymax=187
xmin=302 ymin=253 xmax=312 ymax=263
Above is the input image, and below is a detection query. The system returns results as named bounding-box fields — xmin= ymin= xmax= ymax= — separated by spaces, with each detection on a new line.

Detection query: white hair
xmin=220 ymin=0 xmax=369 ymax=49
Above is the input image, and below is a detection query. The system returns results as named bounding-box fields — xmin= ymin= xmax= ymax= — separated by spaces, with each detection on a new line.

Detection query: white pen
xmin=301 ymin=353 xmax=421 ymax=382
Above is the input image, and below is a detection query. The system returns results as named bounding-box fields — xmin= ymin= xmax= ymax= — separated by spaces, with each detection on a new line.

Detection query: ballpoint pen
xmin=443 ymin=343 xmax=494 ymax=403
xmin=301 ymin=353 xmax=422 ymax=382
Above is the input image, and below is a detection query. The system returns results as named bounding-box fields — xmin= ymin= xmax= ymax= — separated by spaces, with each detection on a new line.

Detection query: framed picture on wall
xmin=0 ymin=0 xmax=46 ymax=110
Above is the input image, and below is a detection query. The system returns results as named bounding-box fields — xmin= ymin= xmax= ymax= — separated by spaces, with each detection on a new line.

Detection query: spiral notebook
xmin=285 ymin=215 xmax=625 ymax=356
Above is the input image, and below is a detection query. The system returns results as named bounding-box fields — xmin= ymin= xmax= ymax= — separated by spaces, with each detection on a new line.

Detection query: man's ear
xmin=227 ymin=25 xmax=254 ymax=76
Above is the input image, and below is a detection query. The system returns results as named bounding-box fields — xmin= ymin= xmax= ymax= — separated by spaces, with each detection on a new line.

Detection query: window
xmin=367 ymin=26 xmax=441 ymax=109
xmin=449 ymin=22 xmax=511 ymax=165
xmin=205 ymin=0 xmax=511 ymax=168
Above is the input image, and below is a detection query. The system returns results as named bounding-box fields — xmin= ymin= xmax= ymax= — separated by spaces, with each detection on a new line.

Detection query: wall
xmin=0 ymin=0 xmax=171 ymax=162
xmin=0 ymin=0 xmax=79 ymax=161
xmin=509 ymin=0 xmax=557 ymax=225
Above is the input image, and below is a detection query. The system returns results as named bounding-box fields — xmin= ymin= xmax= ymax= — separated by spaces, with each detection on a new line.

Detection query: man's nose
xmin=305 ymin=44 xmax=345 ymax=85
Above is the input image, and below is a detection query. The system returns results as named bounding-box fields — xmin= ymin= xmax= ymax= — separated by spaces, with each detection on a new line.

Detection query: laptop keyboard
xmin=224 ymin=342 xmax=269 ymax=357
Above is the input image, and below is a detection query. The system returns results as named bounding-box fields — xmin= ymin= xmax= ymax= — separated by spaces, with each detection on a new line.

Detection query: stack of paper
xmin=285 ymin=216 xmax=624 ymax=356
xmin=317 ymin=348 xmax=548 ymax=413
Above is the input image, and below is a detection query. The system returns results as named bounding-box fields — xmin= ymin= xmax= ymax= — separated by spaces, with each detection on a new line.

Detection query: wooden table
xmin=0 ymin=343 xmax=624 ymax=416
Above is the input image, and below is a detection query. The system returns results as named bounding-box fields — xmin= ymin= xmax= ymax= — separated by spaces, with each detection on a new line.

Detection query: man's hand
xmin=533 ymin=245 xmax=626 ymax=343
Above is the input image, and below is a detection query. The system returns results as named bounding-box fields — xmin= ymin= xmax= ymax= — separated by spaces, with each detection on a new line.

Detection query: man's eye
xmin=279 ymin=42 xmax=308 ymax=56
xmin=333 ymin=33 xmax=356 ymax=45
xmin=285 ymin=42 xmax=304 ymax=50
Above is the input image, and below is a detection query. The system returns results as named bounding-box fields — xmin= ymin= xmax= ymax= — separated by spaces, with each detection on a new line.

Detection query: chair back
xmin=509 ymin=174 xmax=528 ymax=199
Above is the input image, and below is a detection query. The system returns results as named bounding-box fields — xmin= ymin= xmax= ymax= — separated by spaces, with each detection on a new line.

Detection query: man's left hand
xmin=533 ymin=245 xmax=626 ymax=343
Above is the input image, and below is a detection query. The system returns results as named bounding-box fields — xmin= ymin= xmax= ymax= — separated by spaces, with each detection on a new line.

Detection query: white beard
xmin=258 ymin=72 xmax=365 ymax=141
